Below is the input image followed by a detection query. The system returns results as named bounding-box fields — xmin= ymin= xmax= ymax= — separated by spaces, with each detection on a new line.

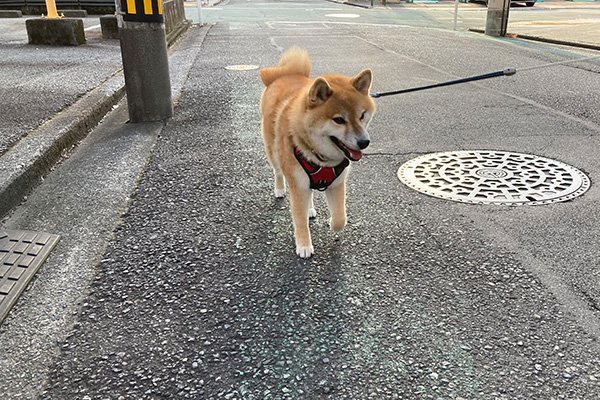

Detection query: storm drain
xmin=0 ymin=230 xmax=60 ymax=324
xmin=397 ymin=150 xmax=591 ymax=205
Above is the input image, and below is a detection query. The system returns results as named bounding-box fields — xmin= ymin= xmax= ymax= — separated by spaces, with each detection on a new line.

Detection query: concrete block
xmin=58 ymin=10 xmax=88 ymax=18
xmin=100 ymin=15 xmax=119 ymax=39
xmin=0 ymin=10 xmax=23 ymax=18
xmin=26 ymin=18 xmax=86 ymax=46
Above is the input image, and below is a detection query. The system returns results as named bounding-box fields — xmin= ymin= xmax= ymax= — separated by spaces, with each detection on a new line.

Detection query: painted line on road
xmin=325 ymin=13 xmax=361 ymax=18
xmin=84 ymin=24 xmax=101 ymax=31
xmin=266 ymin=21 xmax=331 ymax=30
xmin=265 ymin=20 xmax=413 ymax=29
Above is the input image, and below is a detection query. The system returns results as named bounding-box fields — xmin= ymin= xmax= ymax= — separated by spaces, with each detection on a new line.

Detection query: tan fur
xmin=260 ymin=47 xmax=376 ymax=258
xmin=260 ymin=47 xmax=311 ymax=86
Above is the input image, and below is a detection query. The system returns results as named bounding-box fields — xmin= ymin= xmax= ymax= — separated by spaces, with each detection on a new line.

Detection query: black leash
xmin=370 ymin=68 xmax=516 ymax=98
xmin=370 ymin=54 xmax=600 ymax=98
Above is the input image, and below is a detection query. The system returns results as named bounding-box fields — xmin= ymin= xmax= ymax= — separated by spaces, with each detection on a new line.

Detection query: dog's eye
xmin=360 ymin=111 xmax=366 ymax=121
xmin=332 ymin=117 xmax=346 ymax=125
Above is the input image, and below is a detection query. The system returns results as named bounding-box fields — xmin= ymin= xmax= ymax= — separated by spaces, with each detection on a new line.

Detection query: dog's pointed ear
xmin=352 ymin=69 xmax=372 ymax=95
xmin=308 ymin=77 xmax=333 ymax=107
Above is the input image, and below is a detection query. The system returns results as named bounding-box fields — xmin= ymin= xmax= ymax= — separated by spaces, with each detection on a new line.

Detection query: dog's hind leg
xmin=308 ymin=192 xmax=316 ymax=218
xmin=325 ymin=181 xmax=347 ymax=232
xmin=260 ymin=118 xmax=285 ymax=197
xmin=273 ymin=168 xmax=286 ymax=198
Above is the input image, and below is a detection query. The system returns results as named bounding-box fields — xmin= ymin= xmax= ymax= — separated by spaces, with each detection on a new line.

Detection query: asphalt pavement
xmin=329 ymin=0 xmax=600 ymax=49
xmin=1 ymin=0 xmax=600 ymax=399
xmin=0 ymin=18 xmax=121 ymax=157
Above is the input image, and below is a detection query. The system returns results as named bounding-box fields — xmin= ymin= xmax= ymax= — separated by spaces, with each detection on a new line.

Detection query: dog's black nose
xmin=357 ymin=139 xmax=370 ymax=150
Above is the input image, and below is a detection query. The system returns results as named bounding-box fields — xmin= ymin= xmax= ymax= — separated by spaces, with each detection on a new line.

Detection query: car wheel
xmin=526 ymin=1 xmax=535 ymax=6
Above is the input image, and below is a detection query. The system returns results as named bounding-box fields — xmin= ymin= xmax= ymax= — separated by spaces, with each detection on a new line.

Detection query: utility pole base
xmin=485 ymin=0 xmax=510 ymax=37
xmin=120 ymin=23 xmax=173 ymax=122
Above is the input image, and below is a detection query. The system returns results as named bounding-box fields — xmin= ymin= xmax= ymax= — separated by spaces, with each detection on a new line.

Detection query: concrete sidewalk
xmin=0 ymin=23 xmax=210 ymax=399
xmin=1 ymin=2 xmax=599 ymax=221
xmin=0 ymin=17 xmax=123 ymax=219
xmin=0 ymin=16 xmax=188 ymax=220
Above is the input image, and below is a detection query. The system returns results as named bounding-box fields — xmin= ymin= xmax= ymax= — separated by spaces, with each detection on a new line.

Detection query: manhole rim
xmin=397 ymin=149 xmax=591 ymax=206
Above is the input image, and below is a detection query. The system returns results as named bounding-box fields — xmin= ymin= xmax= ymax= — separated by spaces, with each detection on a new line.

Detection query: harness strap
xmin=294 ymin=147 xmax=349 ymax=191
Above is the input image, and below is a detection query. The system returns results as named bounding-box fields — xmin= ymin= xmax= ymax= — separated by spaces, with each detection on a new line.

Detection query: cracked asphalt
xmin=5 ymin=0 xmax=600 ymax=398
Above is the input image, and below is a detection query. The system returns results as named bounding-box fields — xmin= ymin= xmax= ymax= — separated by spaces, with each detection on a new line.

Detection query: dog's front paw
xmin=274 ymin=188 xmax=286 ymax=198
xmin=296 ymin=245 xmax=314 ymax=258
xmin=308 ymin=208 xmax=317 ymax=219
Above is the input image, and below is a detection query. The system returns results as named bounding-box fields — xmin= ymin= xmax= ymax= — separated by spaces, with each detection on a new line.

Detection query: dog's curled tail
xmin=260 ymin=47 xmax=311 ymax=87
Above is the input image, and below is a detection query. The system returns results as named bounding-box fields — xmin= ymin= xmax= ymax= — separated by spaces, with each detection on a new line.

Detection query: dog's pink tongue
xmin=349 ymin=148 xmax=363 ymax=161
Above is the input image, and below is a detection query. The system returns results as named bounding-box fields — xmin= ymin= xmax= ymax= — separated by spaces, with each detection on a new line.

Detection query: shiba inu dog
xmin=259 ymin=47 xmax=376 ymax=258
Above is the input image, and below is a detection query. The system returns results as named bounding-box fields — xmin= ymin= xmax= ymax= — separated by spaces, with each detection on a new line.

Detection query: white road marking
xmin=325 ymin=13 xmax=360 ymax=18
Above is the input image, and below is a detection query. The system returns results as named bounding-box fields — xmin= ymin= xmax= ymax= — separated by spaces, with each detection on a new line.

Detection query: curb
xmin=0 ymin=23 xmax=191 ymax=220
xmin=167 ymin=20 xmax=193 ymax=44
xmin=469 ymin=28 xmax=600 ymax=51
xmin=325 ymin=0 xmax=373 ymax=9
xmin=0 ymin=75 xmax=126 ymax=219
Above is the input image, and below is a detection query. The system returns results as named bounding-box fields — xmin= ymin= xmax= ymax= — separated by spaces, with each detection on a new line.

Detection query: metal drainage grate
xmin=398 ymin=150 xmax=591 ymax=205
xmin=0 ymin=230 xmax=60 ymax=324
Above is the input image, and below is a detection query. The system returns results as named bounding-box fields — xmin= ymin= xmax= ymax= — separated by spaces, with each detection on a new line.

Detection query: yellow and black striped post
xmin=121 ymin=0 xmax=164 ymax=23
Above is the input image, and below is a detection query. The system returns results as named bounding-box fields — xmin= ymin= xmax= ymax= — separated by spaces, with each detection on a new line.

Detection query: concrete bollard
xmin=26 ymin=18 xmax=86 ymax=46
xmin=485 ymin=0 xmax=510 ymax=37
xmin=100 ymin=15 xmax=119 ymax=39
xmin=25 ymin=0 xmax=86 ymax=46
xmin=117 ymin=0 xmax=172 ymax=122
xmin=0 ymin=10 xmax=23 ymax=18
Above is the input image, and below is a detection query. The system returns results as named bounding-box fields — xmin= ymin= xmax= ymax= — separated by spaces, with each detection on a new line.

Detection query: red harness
xmin=294 ymin=147 xmax=349 ymax=191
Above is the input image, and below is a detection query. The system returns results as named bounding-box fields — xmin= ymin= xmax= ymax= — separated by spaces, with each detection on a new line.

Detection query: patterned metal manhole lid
xmin=398 ymin=150 xmax=591 ymax=205
xmin=224 ymin=64 xmax=259 ymax=71
xmin=0 ymin=230 xmax=60 ymax=324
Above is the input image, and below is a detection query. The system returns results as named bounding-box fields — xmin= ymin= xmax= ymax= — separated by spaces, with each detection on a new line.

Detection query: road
xmin=2 ymin=0 xmax=600 ymax=399
xmin=189 ymin=0 xmax=600 ymax=45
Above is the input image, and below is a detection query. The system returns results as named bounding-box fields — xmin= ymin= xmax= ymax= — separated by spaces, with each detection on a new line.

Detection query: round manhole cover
xmin=397 ymin=150 xmax=590 ymax=205
xmin=224 ymin=64 xmax=259 ymax=71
